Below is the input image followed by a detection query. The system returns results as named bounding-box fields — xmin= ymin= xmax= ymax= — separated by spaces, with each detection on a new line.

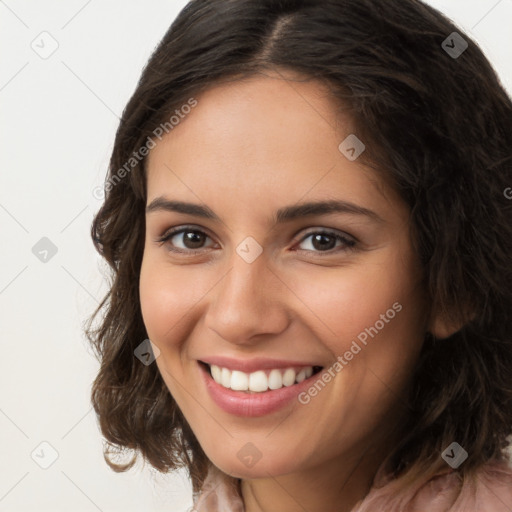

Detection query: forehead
xmin=145 ymin=72 xmax=404 ymax=222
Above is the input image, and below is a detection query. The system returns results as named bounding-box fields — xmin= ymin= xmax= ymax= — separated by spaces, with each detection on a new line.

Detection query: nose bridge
xmin=204 ymin=245 xmax=289 ymax=343
xmin=226 ymin=254 xmax=260 ymax=304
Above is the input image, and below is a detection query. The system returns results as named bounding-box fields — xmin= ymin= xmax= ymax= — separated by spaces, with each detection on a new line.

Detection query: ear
xmin=427 ymin=306 xmax=475 ymax=339
xmin=428 ymin=316 xmax=462 ymax=339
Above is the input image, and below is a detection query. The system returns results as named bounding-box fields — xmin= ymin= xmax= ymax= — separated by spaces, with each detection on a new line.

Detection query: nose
xmin=203 ymin=250 xmax=290 ymax=346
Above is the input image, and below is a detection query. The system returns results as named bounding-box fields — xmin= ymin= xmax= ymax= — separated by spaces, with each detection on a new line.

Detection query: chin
xmin=209 ymin=451 xmax=301 ymax=480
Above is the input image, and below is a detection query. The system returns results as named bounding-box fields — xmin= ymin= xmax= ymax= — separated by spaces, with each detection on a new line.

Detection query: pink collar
xmin=193 ymin=459 xmax=512 ymax=511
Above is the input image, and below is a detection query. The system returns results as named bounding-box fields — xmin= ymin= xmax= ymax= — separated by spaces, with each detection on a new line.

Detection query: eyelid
xmin=292 ymin=229 xmax=357 ymax=255
xmin=155 ymin=224 xmax=217 ymax=250
xmin=292 ymin=227 xmax=357 ymax=245
xmin=156 ymin=224 xmax=210 ymax=241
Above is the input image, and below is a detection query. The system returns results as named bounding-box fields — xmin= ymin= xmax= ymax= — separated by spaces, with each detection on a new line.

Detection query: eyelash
xmin=155 ymin=225 xmax=357 ymax=256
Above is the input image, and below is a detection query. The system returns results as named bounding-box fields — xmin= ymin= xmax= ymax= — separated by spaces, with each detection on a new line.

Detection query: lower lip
xmin=199 ymin=362 xmax=321 ymax=417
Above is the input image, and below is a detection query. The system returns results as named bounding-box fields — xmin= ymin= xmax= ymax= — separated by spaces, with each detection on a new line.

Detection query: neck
xmin=241 ymin=439 xmax=391 ymax=512
xmin=240 ymin=404 xmax=407 ymax=512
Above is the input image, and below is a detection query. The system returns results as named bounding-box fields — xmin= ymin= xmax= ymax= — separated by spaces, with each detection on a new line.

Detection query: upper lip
xmin=199 ymin=356 xmax=323 ymax=373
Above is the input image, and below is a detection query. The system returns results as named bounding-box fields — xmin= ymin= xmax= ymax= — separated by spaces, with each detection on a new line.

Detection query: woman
xmin=87 ymin=0 xmax=512 ymax=510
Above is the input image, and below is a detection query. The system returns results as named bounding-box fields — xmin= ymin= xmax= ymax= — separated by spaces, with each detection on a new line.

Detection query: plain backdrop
xmin=1 ymin=1 xmax=511 ymax=511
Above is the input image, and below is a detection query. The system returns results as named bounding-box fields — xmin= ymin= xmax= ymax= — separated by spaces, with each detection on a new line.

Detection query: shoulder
xmin=411 ymin=459 xmax=512 ymax=512
xmin=354 ymin=459 xmax=512 ymax=512
xmin=192 ymin=460 xmax=512 ymax=512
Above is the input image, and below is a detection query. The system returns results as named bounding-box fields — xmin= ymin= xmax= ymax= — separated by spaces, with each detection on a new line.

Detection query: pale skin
xmin=139 ymin=69 xmax=456 ymax=512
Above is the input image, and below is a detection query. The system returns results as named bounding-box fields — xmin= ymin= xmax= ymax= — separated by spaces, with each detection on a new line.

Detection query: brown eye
xmin=296 ymin=230 xmax=357 ymax=253
xmin=157 ymin=227 xmax=215 ymax=252
xmin=178 ymin=230 xmax=208 ymax=249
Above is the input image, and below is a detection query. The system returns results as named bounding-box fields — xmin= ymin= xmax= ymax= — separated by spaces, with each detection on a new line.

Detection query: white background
xmin=1 ymin=1 xmax=511 ymax=510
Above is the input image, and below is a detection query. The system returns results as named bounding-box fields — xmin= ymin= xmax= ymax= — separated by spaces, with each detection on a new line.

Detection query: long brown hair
xmin=86 ymin=0 xmax=512 ymax=498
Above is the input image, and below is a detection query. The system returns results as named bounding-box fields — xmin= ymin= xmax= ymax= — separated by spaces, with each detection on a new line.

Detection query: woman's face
xmin=140 ymin=70 xmax=428 ymax=479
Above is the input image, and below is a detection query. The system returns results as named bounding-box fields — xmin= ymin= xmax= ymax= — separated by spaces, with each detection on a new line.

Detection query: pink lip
xmin=199 ymin=355 xmax=321 ymax=373
xmin=198 ymin=361 xmax=322 ymax=417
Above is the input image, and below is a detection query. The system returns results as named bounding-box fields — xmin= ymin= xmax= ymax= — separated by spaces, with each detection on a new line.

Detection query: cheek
xmin=139 ymin=251 xmax=212 ymax=347
xmin=288 ymin=255 xmax=427 ymax=408
xmin=139 ymin=252 xmax=209 ymax=405
xmin=287 ymin=260 xmax=418 ymax=346
xmin=292 ymin=265 xmax=426 ymax=452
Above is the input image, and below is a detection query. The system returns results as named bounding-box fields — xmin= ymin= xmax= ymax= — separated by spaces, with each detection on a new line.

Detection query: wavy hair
xmin=86 ymin=0 xmax=512 ymax=499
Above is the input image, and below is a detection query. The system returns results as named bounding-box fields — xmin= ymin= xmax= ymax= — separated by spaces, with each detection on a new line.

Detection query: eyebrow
xmin=145 ymin=197 xmax=384 ymax=224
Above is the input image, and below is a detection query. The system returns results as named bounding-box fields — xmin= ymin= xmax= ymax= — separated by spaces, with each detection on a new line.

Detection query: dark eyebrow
xmin=273 ymin=200 xmax=384 ymax=224
xmin=146 ymin=198 xmax=219 ymax=219
xmin=146 ymin=197 xmax=384 ymax=224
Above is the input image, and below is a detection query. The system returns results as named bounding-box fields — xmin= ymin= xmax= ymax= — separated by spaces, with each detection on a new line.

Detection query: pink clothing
xmin=193 ymin=459 xmax=512 ymax=511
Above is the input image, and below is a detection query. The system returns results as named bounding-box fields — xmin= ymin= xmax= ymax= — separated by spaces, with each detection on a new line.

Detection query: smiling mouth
xmin=200 ymin=362 xmax=323 ymax=393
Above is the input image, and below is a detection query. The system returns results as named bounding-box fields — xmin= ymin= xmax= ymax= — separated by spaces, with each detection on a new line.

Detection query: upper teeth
xmin=209 ymin=365 xmax=314 ymax=392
